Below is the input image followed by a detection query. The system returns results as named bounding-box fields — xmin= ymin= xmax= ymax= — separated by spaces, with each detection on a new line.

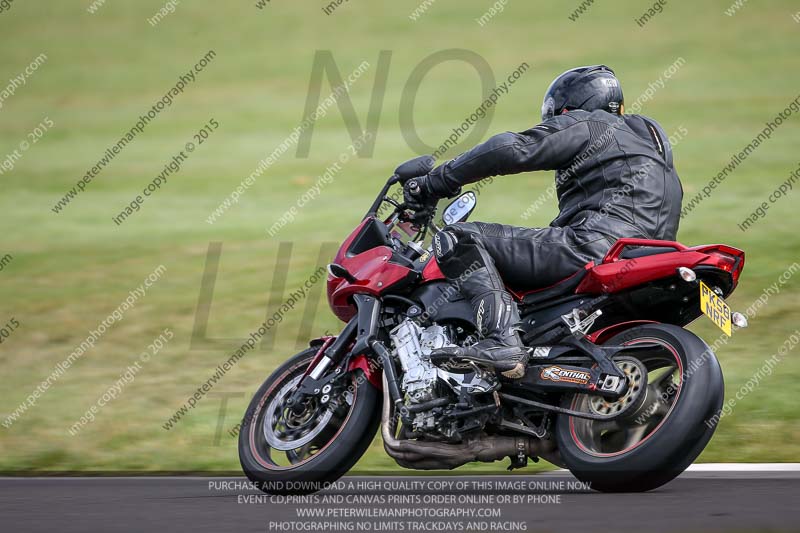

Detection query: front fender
xmin=348 ymin=354 xmax=383 ymax=390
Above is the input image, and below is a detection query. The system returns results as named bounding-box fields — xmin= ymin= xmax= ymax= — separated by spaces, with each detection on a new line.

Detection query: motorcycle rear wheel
xmin=555 ymin=323 xmax=724 ymax=492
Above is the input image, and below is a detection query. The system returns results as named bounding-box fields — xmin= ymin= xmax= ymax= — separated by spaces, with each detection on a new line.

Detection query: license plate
xmin=700 ymin=281 xmax=732 ymax=336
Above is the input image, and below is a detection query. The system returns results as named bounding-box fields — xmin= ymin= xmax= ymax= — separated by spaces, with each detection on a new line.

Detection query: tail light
xmin=707 ymin=250 xmax=742 ymax=283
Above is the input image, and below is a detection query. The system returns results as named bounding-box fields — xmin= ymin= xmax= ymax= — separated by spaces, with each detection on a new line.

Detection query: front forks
xmin=289 ymin=293 xmax=396 ymax=407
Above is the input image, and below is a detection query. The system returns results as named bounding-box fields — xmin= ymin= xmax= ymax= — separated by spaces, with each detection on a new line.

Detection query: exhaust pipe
xmin=381 ymin=374 xmax=562 ymax=470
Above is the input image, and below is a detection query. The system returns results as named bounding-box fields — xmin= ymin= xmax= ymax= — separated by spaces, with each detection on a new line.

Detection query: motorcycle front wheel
xmin=555 ymin=323 xmax=724 ymax=492
xmin=238 ymin=347 xmax=381 ymax=494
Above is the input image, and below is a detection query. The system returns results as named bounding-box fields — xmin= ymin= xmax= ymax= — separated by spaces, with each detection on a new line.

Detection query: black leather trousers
xmin=432 ymin=221 xmax=614 ymax=334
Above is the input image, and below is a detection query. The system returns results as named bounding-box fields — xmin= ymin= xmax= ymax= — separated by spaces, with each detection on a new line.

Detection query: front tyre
xmin=238 ymin=347 xmax=381 ymax=494
xmin=555 ymin=324 xmax=724 ymax=492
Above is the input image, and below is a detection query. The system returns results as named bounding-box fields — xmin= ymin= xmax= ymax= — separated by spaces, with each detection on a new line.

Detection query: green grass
xmin=0 ymin=0 xmax=798 ymax=473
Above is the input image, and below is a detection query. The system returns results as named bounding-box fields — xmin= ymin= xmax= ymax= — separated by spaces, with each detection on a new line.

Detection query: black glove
xmin=403 ymin=176 xmax=438 ymax=221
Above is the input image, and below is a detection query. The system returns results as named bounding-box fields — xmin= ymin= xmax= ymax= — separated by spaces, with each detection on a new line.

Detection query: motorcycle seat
xmin=619 ymin=246 xmax=677 ymax=259
xmin=516 ymin=268 xmax=589 ymax=307
xmin=510 ymin=242 xmax=681 ymax=307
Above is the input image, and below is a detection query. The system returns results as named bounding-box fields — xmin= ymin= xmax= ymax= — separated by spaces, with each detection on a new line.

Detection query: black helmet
xmin=541 ymin=65 xmax=624 ymax=121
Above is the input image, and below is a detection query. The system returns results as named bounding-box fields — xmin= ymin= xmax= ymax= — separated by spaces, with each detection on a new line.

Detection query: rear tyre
xmin=238 ymin=347 xmax=381 ymax=494
xmin=555 ymin=324 xmax=724 ymax=492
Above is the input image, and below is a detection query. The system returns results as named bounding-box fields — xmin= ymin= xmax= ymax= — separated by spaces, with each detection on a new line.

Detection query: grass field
xmin=0 ymin=0 xmax=798 ymax=473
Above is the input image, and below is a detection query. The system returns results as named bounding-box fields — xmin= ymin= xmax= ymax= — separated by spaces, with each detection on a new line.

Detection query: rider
xmin=403 ymin=65 xmax=683 ymax=379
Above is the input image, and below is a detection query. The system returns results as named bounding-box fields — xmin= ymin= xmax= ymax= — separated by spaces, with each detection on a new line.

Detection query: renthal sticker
xmin=418 ymin=251 xmax=430 ymax=263
xmin=540 ymin=366 xmax=591 ymax=384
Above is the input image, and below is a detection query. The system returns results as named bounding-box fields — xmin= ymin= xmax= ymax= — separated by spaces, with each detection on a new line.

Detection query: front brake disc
xmin=263 ymin=376 xmax=334 ymax=451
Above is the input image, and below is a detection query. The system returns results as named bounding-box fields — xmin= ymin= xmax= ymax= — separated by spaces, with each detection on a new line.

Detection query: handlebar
xmin=364 ymin=174 xmax=440 ymax=244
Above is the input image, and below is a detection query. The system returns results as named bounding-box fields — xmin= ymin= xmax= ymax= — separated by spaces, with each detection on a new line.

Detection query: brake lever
xmin=411 ymin=208 xmax=436 ymax=228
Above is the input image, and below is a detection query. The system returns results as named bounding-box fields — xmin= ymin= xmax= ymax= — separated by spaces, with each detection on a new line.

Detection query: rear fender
xmin=587 ymin=320 xmax=659 ymax=345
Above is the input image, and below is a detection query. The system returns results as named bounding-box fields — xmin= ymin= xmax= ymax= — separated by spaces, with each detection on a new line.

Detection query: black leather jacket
xmin=427 ymin=110 xmax=683 ymax=241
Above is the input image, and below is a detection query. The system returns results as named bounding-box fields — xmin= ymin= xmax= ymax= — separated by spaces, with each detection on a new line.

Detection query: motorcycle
xmin=239 ymin=156 xmax=747 ymax=493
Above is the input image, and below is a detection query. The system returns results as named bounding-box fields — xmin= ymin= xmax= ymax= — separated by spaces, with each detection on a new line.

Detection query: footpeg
xmin=562 ymin=308 xmax=603 ymax=337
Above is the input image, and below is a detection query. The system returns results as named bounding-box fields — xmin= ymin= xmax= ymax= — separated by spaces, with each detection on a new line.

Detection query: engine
xmin=390 ymin=319 xmax=498 ymax=439
xmin=391 ymin=320 xmax=449 ymax=403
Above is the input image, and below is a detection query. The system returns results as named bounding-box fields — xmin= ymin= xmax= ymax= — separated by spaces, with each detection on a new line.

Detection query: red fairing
xmin=575 ymin=239 xmax=745 ymax=294
xmin=327 ymin=218 xmax=415 ymax=322
xmin=422 ymin=256 xmax=446 ymax=281
xmin=328 ymin=246 xmax=413 ymax=321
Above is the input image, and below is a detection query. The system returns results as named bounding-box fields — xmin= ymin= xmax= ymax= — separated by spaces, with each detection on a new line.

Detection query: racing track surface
xmin=2 ymin=466 xmax=799 ymax=533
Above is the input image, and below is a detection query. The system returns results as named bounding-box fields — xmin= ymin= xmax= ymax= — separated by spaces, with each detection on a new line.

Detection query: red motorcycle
xmin=239 ymin=156 xmax=747 ymax=493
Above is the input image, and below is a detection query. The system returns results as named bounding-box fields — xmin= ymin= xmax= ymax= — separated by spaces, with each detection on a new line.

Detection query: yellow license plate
xmin=700 ymin=281 xmax=732 ymax=336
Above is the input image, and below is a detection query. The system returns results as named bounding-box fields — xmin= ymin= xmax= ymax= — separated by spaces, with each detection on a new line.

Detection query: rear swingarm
xmin=520 ymin=338 xmax=663 ymax=400
xmin=497 ymin=391 xmax=616 ymax=421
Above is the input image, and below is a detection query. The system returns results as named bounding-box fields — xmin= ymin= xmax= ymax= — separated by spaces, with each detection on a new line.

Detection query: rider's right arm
xmin=425 ymin=113 xmax=592 ymax=198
